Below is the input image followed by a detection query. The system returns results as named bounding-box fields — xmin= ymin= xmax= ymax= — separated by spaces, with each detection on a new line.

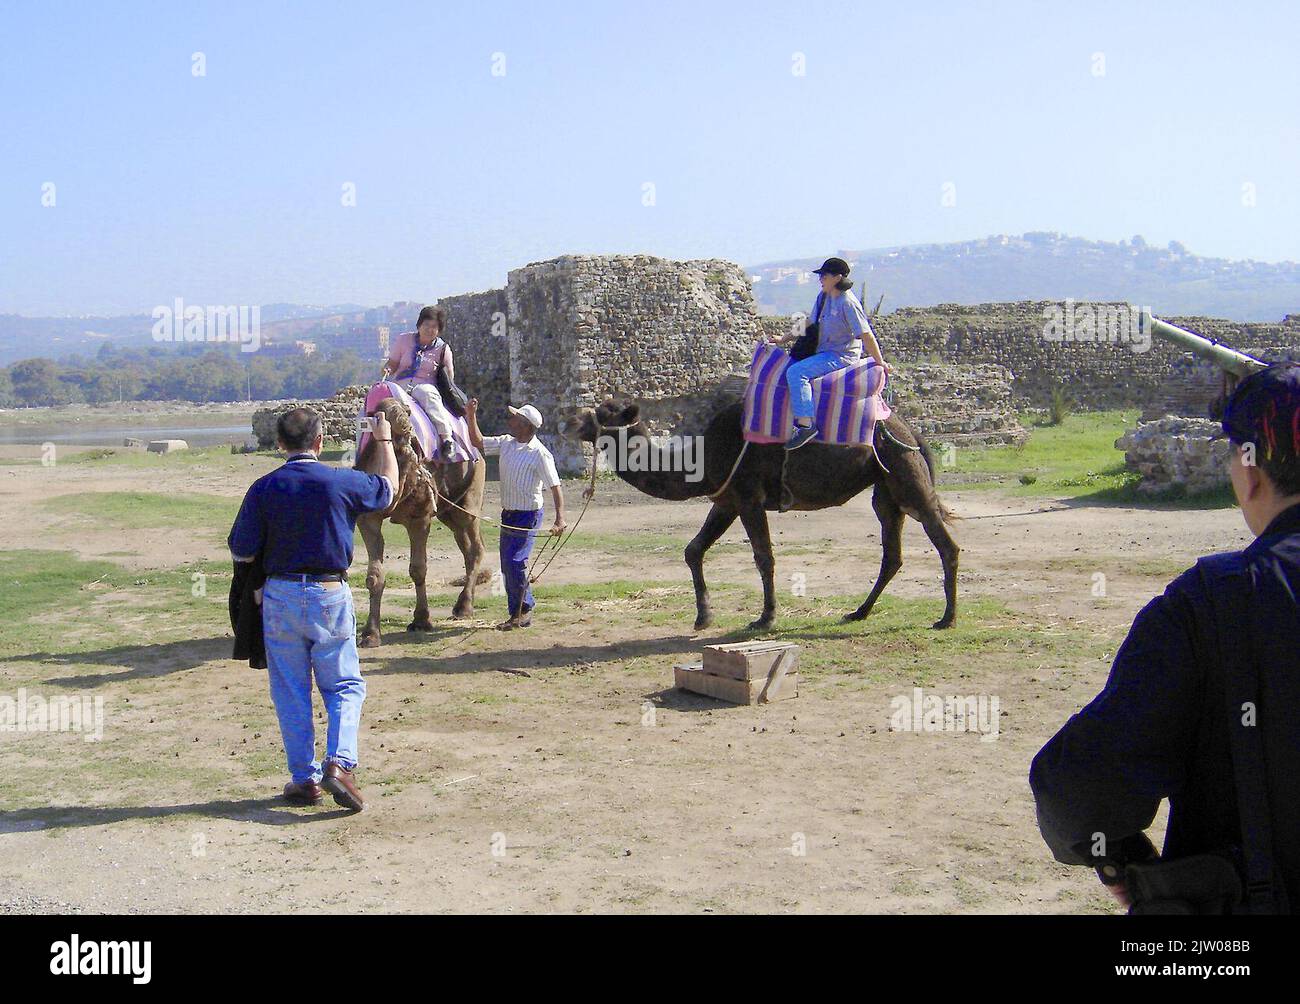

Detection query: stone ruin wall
xmin=436 ymin=288 xmax=510 ymax=435
xmin=866 ymin=302 xmax=1300 ymax=416
xmin=505 ymin=255 xmax=760 ymax=471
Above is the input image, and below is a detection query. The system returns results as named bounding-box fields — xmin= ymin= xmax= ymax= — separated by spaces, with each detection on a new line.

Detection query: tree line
xmin=0 ymin=344 xmax=377 ymax=407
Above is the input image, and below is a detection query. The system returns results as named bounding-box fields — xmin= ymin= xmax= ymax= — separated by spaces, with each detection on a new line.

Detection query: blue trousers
xmin=262 ymin=577 xmax=366 ymax=784
xmin=785 ymin=350 xmax=856 ymax=420
xmin=500 ymin=508 xmax=543 ymax=617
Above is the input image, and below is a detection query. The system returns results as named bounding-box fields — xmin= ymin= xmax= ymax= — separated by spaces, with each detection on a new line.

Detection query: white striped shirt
xmin=481 ymin=435 xmax=561 ymax=511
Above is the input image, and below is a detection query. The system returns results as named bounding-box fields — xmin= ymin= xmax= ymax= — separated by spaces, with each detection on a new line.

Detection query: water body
xmin=0 ymin=423 xmax=254 ymax=447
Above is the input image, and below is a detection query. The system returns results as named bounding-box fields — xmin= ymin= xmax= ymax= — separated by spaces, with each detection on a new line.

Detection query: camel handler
xmin=464 ymin=398 xmax=566 ymax=630
xmin=227 ymin=407 xmax=398 ymax=812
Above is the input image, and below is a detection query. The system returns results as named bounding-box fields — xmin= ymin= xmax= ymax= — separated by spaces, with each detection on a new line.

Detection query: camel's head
xmin=561 ymin=398 xmax=641 ymax=443
xmin=356 ymin=398 xmax=416 ymax=472
xmin=374 ymin=398 xmax=413 ymax=443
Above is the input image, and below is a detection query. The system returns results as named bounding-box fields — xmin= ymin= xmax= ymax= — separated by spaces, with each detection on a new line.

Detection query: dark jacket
xmin=229 ymin=555 xmax=267 ymax=669
xmin=1030 ymin=503 xmax=1300 ymax=912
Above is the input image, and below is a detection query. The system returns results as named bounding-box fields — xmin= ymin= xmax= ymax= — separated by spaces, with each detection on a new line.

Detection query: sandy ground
xmin=0 ymin=443 xmax=1252 ymax=914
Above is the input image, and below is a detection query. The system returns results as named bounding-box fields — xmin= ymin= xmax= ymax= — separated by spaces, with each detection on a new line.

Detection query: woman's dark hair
xmin=416 ymin=305 xmax=445 ymax=333
xmin=835 ymin=278 xmax=854 ymax=292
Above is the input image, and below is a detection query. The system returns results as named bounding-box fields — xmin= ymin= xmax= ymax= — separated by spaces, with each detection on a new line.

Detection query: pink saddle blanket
xmin=357 ymin=381 xmax=479 ymax=464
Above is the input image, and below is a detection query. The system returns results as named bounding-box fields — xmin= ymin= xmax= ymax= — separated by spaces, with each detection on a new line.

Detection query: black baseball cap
xmin=812 ymin=257 xmax=851 ymax=277
xmin=1222 ymin=361 xmax=1300 ymax=462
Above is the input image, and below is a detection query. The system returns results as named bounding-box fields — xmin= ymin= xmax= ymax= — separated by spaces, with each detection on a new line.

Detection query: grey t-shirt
xmin=813 ymin=291 xmax=870 ymax=358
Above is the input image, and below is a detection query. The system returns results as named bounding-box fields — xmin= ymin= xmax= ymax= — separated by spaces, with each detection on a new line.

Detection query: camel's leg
xmin=845 ymin=486 xmax=905 ymax=622
xmin=918 ymin=510 xmax=960 ymax=629
xmin=684 ymin=504 xmax=738 ymax=631
xmin=737 ymin=504 xmax=776 ymax=630
xmin=450 ymin=521 xmax=485 ymax=619
xmin=358 ymin=515 xmax=386 ymax=648
xmin=406 ymin=520 xmax=433 ymax=632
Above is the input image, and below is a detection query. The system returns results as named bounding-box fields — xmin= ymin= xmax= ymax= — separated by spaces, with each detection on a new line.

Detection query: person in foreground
xmin=464 ymin=398 xmax=566 ymax=630
xmin=1030 ymin=363 xmax=1300 ymax=914
xmin=228 ymin=407 xmax=398 ymax=811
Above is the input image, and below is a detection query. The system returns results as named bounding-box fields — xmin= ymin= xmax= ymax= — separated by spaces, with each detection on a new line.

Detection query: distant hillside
xmin=748 ymin=233 xmax=1300 ymax=322
xmin=0 ymin=303 xmax=386 ymax=366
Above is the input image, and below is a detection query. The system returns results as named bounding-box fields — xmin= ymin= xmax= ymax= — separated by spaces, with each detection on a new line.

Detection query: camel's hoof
xmin=360 ymin=633 xmax=382 ymax=649
xmin=407 ymin=620 xmax=434 ymax=633
xmin=450 ymin=604 xmax=472 ymax=620
xmin=843 ymin=608 xmax=869 ymax=622
xmin=693 ymin=613 xmax=713 ymax=631
xmin=746 ymin=617 xmax=774 ymax=631
xmin=932 ymin=616 xmax=955 ymax=630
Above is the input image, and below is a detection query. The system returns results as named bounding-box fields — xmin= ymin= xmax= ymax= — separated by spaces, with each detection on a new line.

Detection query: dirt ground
xmin=0 ymin=443 xmax=1253 ymax=914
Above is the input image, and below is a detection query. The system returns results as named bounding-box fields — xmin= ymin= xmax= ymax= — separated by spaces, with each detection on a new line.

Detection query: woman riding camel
xmin=382 ymin=305 xmax=461 ymax=460
xmin=783 ymin=257 xmax=888 ymax=450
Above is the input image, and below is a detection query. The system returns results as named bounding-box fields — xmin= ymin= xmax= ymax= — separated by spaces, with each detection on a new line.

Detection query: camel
xmin=354 ymin=397 xmax=487 ymax=647
xmin=564 ymin=396 xmax=959 ymax=630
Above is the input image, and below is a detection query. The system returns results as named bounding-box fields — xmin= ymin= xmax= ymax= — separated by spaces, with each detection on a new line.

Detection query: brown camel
xmin=565 ymin=397 xmax=959 ymax=630
xmin=354 ymin=397 xmax=487 ymax=647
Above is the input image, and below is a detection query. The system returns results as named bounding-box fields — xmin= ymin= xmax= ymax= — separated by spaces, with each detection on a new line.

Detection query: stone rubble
xmin=1116 ymin=416 xmax=1232 ymax=495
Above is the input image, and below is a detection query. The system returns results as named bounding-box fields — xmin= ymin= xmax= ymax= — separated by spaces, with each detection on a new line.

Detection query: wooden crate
xmin=674 ymin=655 xmax=800 ymax=705
xmin=703 ymin=641 xmax=801 ymax=681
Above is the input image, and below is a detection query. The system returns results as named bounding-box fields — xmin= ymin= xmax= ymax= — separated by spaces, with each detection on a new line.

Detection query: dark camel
xmin=354 ymin=398 xmax=487 ymax=647
xmin=565 ymin=398 xmax=959 ymax=630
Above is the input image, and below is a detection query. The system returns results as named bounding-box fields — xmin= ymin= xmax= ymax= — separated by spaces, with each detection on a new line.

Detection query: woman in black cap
xmin=783 ymin=257 xmax=888 ymax=450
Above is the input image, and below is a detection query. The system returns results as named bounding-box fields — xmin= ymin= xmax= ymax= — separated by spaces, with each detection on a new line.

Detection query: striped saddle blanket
xmin=357 ymin=381 xmax=479 ymax=465
xmin=742 ymin=343 xmax=891 ymax=446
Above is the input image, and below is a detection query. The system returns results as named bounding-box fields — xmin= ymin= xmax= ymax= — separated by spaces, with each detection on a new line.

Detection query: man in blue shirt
xmin=229 ymin=407 xmax=397 ymax=812
xmin=1031 ymin=363 xmax=1300 ymax=913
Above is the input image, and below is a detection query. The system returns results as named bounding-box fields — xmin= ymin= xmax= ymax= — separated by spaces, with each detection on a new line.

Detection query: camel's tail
xmin=916 ymin=432 xmax=960 ymax=525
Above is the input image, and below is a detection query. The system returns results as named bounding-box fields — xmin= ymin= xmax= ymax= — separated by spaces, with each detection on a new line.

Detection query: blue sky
xmin=2 ymin=0 xmax=1298 ymax=315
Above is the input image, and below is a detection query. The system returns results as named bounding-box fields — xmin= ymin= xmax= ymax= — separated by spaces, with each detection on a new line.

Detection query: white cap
xmin=508 ymin=404 xmax=543 ymax=429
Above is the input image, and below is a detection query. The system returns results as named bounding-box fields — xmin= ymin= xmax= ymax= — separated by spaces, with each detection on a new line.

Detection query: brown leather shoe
xmin=322 ymin=762 xmax=365 ymax=812
xmin=283 ymin=780 xmax=324 ymax=805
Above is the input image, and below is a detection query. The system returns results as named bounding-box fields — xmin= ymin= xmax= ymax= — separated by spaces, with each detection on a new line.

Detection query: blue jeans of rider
xmin=785 ymin=350 xmax=856 ymax=421
xmin=262 ymin=577 xmax=366 ymax=785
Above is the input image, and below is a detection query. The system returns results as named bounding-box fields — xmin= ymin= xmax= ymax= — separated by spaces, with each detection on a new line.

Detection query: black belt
xmin=269 ymin=572 xmax=348 ymax=582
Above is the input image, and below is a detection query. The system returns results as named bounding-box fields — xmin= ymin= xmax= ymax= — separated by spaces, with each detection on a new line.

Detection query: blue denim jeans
xmin=262 ymin=577 xmax=366 ymax=784
xmin=785 ymin=350 xmax=857 ymax=420
xmin=500 ymin=508 xmax=543 ymax=617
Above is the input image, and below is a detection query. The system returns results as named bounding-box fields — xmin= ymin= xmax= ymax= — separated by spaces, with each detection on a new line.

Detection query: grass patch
xmin=939 ymin=410 xmax=1236 ymax=509
xmin=942 ymin=410 xmax=1140 ymax=499
xmin=61 ymin=444 xmax=282 ymax=469
xmin=0 ymin=549 xmax=230 ymax=662
xmin=1042 ymin=555 xmax=1194 ymax=578
xmin=43 ymin=491 xmax=240 ymax=530
xmin=399 ymin=579 xmax=1110 ymax=687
